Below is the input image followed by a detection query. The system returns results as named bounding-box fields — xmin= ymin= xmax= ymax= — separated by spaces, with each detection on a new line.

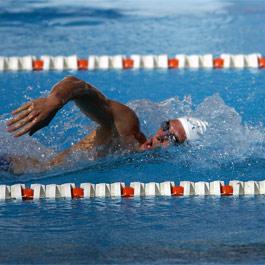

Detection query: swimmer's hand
xmin=7 ymin=96 xmax=62 ymax=137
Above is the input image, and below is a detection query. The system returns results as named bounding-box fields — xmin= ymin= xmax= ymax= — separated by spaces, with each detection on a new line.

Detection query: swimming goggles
xmin=159 ymin=120 xmax=180 ymax=145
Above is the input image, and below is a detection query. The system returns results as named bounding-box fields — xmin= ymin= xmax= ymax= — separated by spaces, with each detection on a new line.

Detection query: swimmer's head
xmin=141 ymin=117 xmax=208 ymax=149
xmin=175 ymin=117 xmax=208 ymax=141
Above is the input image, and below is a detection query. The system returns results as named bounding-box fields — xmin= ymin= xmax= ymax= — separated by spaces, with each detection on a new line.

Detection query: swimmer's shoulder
xmin=109 ymin=100 xmax=140 ymax=127
xmin=108 ymin=100 xmax=146 ymax=144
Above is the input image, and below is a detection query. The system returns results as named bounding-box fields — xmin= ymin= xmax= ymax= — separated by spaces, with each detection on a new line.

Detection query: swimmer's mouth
xmin=159 ymin=120 xmax=181 ymax=145
xmin=156 ymin=134 xmax=179 ymax=145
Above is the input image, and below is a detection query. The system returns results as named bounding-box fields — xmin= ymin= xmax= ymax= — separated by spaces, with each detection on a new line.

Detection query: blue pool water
xmin=1 ymin=0 xmax=265 ymax=264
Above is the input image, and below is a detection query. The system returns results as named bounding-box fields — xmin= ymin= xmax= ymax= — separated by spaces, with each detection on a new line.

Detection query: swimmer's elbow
xmin=63 ymin=75 xmax=80 ymax=82
xmin=63 ymin=76 xmax=93 ymax=94
xmin=51 ymin=76 xmax=91 ymax=102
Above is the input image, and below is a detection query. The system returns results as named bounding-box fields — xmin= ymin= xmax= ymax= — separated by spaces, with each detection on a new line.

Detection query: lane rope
xmin=0 ymin=54 xmax=265 ymax=71
xmin=0 ymin=180 xmax=264 ymax=200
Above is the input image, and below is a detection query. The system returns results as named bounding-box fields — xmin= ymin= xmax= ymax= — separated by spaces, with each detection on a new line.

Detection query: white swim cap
xmin=177 ymin=117 xmax=208 ymax=141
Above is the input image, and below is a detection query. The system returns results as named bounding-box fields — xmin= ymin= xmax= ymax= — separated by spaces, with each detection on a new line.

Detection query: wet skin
xmin=6 ymin=76 xmax=185 ymax=174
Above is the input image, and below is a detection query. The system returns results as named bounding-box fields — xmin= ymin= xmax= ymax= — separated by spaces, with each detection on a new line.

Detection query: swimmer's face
xmin=143 ymin=119 xmax=186 ymax=149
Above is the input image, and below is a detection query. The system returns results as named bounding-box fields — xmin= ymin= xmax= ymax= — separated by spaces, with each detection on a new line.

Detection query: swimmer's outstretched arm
xmin=7 ymin=76 xmax=114 ymax=137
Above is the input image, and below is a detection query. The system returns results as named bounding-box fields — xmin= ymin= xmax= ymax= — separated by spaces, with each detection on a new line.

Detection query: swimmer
xmin=4 ymin=76 xmax=207 ymax=174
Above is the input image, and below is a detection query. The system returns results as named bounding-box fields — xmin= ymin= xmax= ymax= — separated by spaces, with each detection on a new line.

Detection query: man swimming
xmin=3 ymin=76 xmax=207 ymax=174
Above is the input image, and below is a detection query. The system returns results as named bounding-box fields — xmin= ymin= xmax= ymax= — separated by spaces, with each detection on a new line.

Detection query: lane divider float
xmin=0 ymin=180 xmax=264 ymax=201
xmin=0 ymin=54 xmax=265 ymax=71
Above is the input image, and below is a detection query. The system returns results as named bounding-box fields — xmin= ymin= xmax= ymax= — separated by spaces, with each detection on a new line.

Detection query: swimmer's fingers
xmin=28 ymin=112 xmax=57 ymax=136
xmin=12 ymin=102 xmax=32 ymax=115
xmin=7 ymin=111 xmax=39 ymax=134
xmin=14 ymin=118 xmax=39 ymax=137
xmin=6 ymin=108 xmax=32 ymax=126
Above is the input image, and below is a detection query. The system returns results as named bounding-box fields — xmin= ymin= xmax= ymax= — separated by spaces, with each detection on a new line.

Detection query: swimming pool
xmin=1 ymin=0 xmax=265 ymax=264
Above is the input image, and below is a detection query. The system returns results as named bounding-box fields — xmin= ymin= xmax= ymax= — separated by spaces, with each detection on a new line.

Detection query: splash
xmin=0 ymin=94 xmax=264 ymax=180
xmin=129 ymin=94 xmax=265 ymax=170
xmin=0 ymin=117 xmax=54 ymax=160
xmin=128 ymin=95 xmax=193 ymax=136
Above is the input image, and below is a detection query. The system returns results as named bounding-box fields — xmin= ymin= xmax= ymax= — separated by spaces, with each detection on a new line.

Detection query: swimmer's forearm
xmin=48 ymin=76 xmax=106 ymax=108
xmin=7 ymin=76 xmax=109 ymax=138
xmin=47 ymin=149 xmax=72 ymax=168
xmin=48 ymin=76 xmax=113 ymax=127
xmin=9 ymin=152 xmax=70 ymax=174
xmin=9 ymin=156 xmax=49 ymax=175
